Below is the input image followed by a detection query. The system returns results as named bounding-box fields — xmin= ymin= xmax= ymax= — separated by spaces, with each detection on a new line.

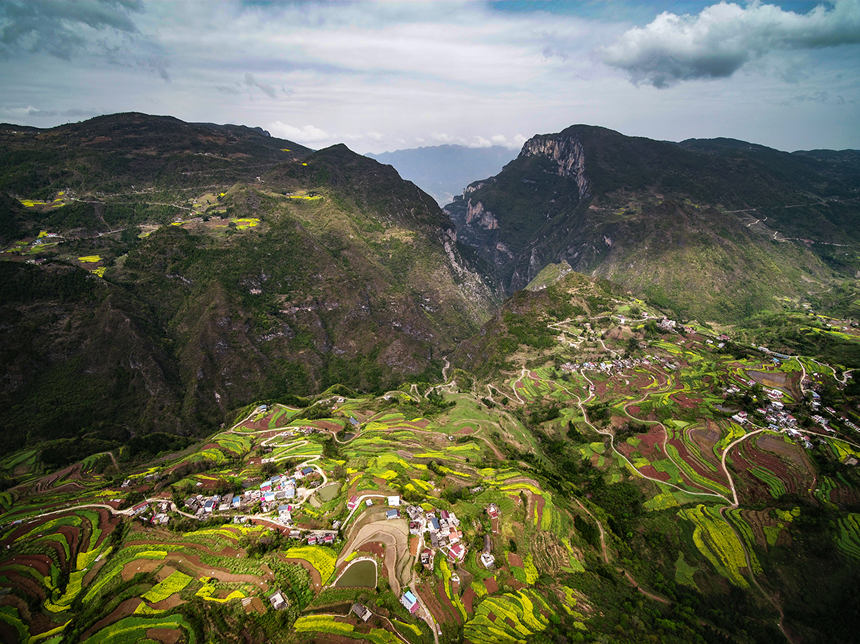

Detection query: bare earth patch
xmin=147 ymin=627 xmax=182 ymax=644
xmin=82 ymin=598 xmax=142 ymax=640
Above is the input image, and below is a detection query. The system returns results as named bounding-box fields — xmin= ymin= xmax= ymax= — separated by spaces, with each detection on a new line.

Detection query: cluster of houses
xmin=182 ymin=463 xmax=323 ymax=522
xmin=347 ymin=496 xmax=470 ymax=568
xmin=131 ymin=500 xmax=171 ymax=525
xmin=184 ymin=491 xmax=249 ymax=516
xmin=727 ymin=380 xmax=857 ymax=452
xmin=562 ymin=356 xmax=647 ymax=375
xmin=405 ymin=504 xmax=467 ymax=565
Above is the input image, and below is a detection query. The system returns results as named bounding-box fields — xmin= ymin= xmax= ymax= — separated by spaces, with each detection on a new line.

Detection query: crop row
xmin=835 ymin=514 xmax=860 ymax=561
xmin=679 ymin=505 xmax=754 ymax=588
xmin=293 ymin=614 xmax=400 ymax=643
xmin=141 ymin=570 xmax=192 ymax=603
xmin=748 ymin=466 xmax=787 ymax=498
xmin=284 ymin=546 xmax=337 ymax=583
xmin=463 ymin=590 xmax=552 ymax=644
xmin=82 ymin=613 xmax=196 ymax=643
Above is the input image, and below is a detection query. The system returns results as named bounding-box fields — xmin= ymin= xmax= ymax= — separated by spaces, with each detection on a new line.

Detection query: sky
xmin=1 ymin=0 xmax=859 ymax=153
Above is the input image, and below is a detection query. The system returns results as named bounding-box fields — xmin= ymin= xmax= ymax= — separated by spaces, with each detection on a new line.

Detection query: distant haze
xmin=368 ymin=145 xmax=516 ymax=205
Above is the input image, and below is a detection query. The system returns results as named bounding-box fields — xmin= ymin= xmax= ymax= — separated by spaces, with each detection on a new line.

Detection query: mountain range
xmin=1 ymin=113 xmax=857 ymax=453
xmin=0 ymin=114 xmax=495 ymax=453
xmin=444 ymin=124 xmax=860 ymax=322
xmin=0 ymin=113 xmax=859 ymax=644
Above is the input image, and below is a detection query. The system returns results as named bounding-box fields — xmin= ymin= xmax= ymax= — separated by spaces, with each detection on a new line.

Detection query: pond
xmin=340 ymin=432 xmax=355 ymax=441
xmin=317 ymin=482 xmax=341 ymax=502
xmin=334 ymin=559 xmax=377 ymax=588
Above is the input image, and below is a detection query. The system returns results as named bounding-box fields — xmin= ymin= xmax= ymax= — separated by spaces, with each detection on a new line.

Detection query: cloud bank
xmin=1 ymin=1 xmax=859 ymax=152
xmin=0 ymin=0 xmax=142 ymax=59
xmin=602 ymin=0 xmax=860 ymax=87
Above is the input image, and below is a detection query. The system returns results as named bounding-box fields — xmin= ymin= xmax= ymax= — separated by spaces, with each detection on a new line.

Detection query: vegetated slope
xmin=4 ymin=261 xmax=856 ymax=643
xmin=455 ymin=262 xmax=860 ymax=643
xmin=0 ymin=112 xmax=311 ymax=195
xmin=368 ymin=144 xmax=515 ymax=205
xmin=454 ymin=263 xmax=626 ymax=377
xmin=0 ymin=112 xmax=312 ymax=246
xmin=444 ymin=124 xmax=860 ymax=322
xmin=0 ymin=114 xmax=496 ymax=453
xmin=0 ymin=262 xmax=183 ymax=452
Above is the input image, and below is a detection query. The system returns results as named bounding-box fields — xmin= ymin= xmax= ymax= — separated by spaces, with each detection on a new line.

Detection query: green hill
xmin=0 ymin=115 xmax=496 ymax=452
xmin=445 ymin=124 xmax=860 ymax=322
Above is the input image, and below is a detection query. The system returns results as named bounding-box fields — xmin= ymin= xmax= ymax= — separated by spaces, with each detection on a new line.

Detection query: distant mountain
xmin=368 ymin=144 xmax=515 ymax=205
xmin=445 ymin=125 xmax=860 ymax=322
xmin=0 ymin=114 xmax=496 ymax=451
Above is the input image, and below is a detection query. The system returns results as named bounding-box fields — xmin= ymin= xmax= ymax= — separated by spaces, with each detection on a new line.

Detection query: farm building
xmin=400 ymin=591 xmax=419 ymax=614
xmin=480 ymin=552 xmax=495 ymax=568
xmin=269 ymin=590 xmax=287 ymax=610
xmin=420 ymin=549 xmax=434 ymax=567
xmin=351 ymin=603 xmax=372 ymax=622
xmin=446 ymin=543 xmax=466 ymax=563
xmin=131 ymin=501 xmax=149 ymax=515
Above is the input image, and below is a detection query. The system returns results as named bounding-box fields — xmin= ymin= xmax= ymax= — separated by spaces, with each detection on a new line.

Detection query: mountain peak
xmin=520 ymin=131 xmax=591 ymax=200
xmin=446 ymin=123 xmax=860 ymax=320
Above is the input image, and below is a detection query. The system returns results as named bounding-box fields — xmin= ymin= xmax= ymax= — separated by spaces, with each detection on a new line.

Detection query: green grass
xmin=674 ymin=552 xmax=698 ymax=588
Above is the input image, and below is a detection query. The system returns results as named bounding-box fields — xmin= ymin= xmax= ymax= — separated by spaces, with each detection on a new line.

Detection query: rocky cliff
xmin=444 ymin=124 xmax=860 ymax=321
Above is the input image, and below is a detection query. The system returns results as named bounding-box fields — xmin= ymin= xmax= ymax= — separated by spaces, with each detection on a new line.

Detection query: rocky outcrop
xmin=465 ymin=199 xmax=499 ymax=230
xmin=522 ymin=134 xmax=590 ymax=200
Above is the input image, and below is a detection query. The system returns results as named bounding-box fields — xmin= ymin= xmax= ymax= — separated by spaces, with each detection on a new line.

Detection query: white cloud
xmin=602 ymin=0 xmax=860 ymax=87
xmin=1 ymin=1 xmax=859 ymax=152
xmin=267 ymin=122 xmax=331 ymax=144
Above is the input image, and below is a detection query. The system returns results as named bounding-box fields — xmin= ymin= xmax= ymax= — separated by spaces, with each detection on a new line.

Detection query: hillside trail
xmin=578 ymin=371 xmax=728 ymax=502
xmin=717 ymin=501 xmax=794 ymax=643
xmin=559 ymin=373 xmax=673 ymax=605
xmin=511 ymin=367 xmax=529 ymax=404
xmin=87 ymin=451 xmax=119 ymax=472
xmin=720 ymin=429 xmax=765 ymax=507
xmin=409 ymin=532 xmax=441 ymax=644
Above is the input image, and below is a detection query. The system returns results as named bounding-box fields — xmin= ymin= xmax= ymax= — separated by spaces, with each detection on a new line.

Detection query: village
xmin=125 ymin=426 xmax=507 ymax=614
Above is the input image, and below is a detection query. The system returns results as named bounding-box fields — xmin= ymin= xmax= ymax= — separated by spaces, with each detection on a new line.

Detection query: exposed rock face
xmin=444 ymin=130 xmax=595 ymax=291
xmin=465 ymin=199 xmax=499 ymax=230
xmin=522 ymin=134 xmax=590 ymax=200
xmin=446 ymin=123 xmax=860 ymax=321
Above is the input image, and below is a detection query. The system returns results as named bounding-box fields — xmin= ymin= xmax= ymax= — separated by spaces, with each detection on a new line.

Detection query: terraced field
xmin=1 ymin=282 xmax=858 ymax=642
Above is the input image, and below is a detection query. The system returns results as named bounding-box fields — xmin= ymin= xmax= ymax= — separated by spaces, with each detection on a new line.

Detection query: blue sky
xmin=1 ymin=1 xmax=858 ymax=152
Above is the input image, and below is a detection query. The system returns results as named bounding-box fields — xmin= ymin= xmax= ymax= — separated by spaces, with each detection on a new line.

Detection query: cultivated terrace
xmin=1 ymin=267 xmax=858 ymax=643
